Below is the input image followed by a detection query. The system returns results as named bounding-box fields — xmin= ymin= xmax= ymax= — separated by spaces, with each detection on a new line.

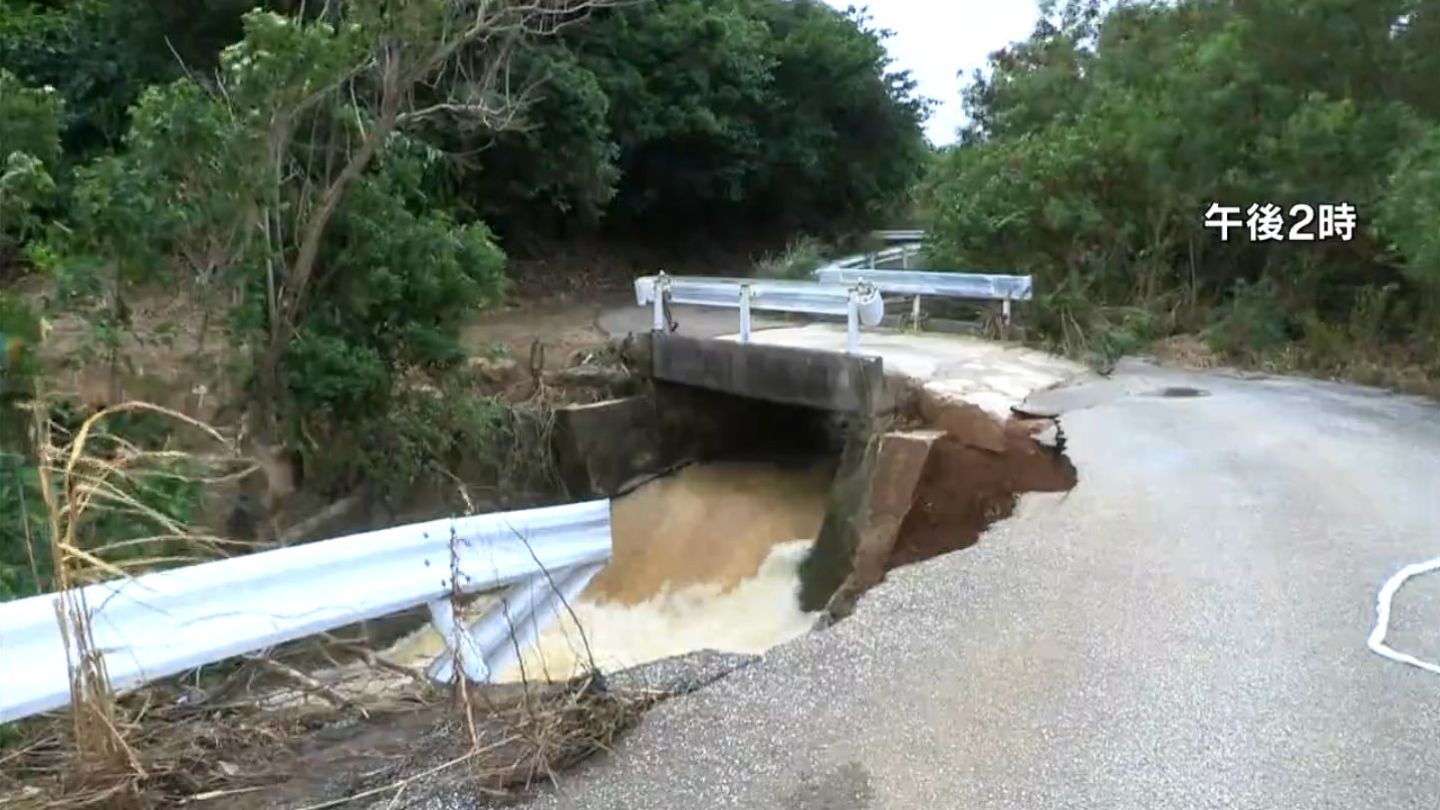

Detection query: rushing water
xmin=385 ymin=460 xmax=833 ymax=682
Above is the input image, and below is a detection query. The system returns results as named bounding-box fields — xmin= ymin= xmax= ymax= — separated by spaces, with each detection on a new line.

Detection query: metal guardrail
xmin=824 ymin=231 xmax=1035 ymax=325
xmin=872 ymin=229 xmax=925 ymax=244
xmin=634 ymin=274 xmax=884 ymax=353
xmin=0 ymin=501 xmax=612 ymax=723
xmin=824 ymin=244 xmax=921 ymax=272
xmin=814 ymin=268 xmax=1034 ymax=302
xmin=816 ymin=266 xmax=1034 ymax=326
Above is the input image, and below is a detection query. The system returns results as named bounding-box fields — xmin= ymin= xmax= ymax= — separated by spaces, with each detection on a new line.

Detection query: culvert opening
xmin=387 ymin=389 xmax=844 ymax=680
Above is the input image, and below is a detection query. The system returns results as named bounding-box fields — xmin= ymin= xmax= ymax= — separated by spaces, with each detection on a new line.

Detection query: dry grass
xmin=2 ymin=397 xmax=650 ymax=809
xmin=0 ymin=399 xmax=258 ymax=808
xmin=1146 ymin=335 xmax=1221 ymax=370
xmin=3 ymin=661 xmax=651 ymax=809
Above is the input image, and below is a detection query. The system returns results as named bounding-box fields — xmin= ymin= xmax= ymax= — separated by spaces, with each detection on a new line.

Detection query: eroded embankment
xmin=891 ymin=419 xmax=1076 ymax=566
xmin=810 ymin=387 xmax=1077 ymax=617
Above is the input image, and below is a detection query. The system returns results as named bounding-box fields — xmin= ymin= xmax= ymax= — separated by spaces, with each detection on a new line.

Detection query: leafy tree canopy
xmin=927 ymin=0 xmax=1440 ymax=361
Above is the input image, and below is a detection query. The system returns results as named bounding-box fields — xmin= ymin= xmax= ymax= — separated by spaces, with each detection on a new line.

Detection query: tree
xmin=59 ymin=1 xmax=609 ymax=433
xmin=925 ymin=0 xmax=1440 ymax=361
xmin=0 ymin=69 xmax=63 ymax=258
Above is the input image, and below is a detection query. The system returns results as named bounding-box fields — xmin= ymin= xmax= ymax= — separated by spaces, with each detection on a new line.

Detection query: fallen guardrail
xmin=0 ymin=500 xmax=611 ymax=723
xmin=634 ymin=274 xmax=884 ymax=354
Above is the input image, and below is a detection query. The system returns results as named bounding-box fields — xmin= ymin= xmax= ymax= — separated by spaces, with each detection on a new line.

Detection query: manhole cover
xmin=1146 ymin=386 xmax=1210 ymax=399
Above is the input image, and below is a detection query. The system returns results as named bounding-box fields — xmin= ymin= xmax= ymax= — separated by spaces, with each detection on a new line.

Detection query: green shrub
xmin=0 ymin=69 xmax=63 ymax=255
xmin=755 ymin=235 xmax=828 ymax=279
xmin=0 ymin=452 xmax=46 ymax=600
xmin=1380 ymin=125 xmax=1440 ymax=292
xmin=1205 ymin=279 xmax=1293 ymax=358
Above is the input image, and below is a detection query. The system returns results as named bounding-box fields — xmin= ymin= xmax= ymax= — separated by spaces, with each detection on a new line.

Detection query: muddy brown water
xmin=386 ymin=459 xmax=834 ymax=681
xmin=591 ymin=460 xmax=834 ymax=604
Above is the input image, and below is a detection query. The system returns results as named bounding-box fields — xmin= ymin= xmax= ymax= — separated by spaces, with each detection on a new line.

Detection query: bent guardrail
xmin=634 ymin=274 xmax=883 ymax=354
xmin=0 ymin=500 xmax=612 ymax=723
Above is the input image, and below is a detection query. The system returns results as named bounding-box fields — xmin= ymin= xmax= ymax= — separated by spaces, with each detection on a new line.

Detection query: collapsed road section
xmin=383 ymin=326 xmax=1085 ymax=684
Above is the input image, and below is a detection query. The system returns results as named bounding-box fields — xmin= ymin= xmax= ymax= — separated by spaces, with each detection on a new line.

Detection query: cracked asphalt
xmin=519 ymin=359 xmax=1440 ymax=809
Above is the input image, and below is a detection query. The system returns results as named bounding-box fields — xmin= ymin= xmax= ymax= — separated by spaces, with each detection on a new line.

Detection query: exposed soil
xmin=889 ymin=420 xmax=1076 ymax=567
xmin=460 ymin=291 xmax=628 ymax=367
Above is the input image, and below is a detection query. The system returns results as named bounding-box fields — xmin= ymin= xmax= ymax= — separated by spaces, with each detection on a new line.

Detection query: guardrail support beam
xmin=739 ymin=284 xmax=753 ymax=343
xmin=651 ymin=273 xmax=669 ymax=332
xmin=846 ymin=292 xmax=860 ymax=354
xmin=427 ymin=598 xmax=490 ymax=682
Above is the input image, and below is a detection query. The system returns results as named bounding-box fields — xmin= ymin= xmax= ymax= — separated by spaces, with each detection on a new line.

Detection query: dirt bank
xmin=891 ymin=420 xmax=1076 ymax=567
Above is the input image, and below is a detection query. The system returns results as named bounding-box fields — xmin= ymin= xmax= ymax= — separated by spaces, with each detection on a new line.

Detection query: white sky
xmin=823 ymin=2 xmax=1042 ymax=144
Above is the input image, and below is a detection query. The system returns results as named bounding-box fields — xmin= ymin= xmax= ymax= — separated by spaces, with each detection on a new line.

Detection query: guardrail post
xmin=911 ymin=295 xmax=922 ymax=332
xmin=1002 ymin=295 xmax=1012 ymax=327
xmin=847 ymin=289 xmax=860 ymax=354
xmin=739 ymin=283 xmax=753 ymax=343
xmin=427 ymin=598 xmax=489 ymax=682
xmin=652 ymin=272 xmax=669 ymax=332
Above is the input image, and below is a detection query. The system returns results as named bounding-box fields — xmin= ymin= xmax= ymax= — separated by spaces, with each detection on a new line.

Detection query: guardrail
xmin=871 ymin=229 xmax=925 ymax=244
xmin=634 ymin=274 xmax=884 ymax=354
xmin=813 ymin=267 xmax=1034 ymax=326
xmin=0 ymin=501 xmax=612 ymax=723
xmin=824 ymin=243 xmax=922 ymax=272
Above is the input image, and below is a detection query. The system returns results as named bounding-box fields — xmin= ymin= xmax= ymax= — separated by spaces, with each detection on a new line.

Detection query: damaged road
xmin=512 ymin=357 xmax=1440 ymax=810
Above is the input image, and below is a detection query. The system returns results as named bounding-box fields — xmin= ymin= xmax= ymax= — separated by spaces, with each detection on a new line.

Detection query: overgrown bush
xmin=1204 ymin=279 xmax=1293 ymax=359
xmin=924 ymin=0 xmax=1440 ymax=378
xmin=0 ymin=451 xmax=46 ymax=599
xmin=755 ymin=235 xmax=828 ymax=280
xmin=0 ymin=69 xmax=63 ymax=258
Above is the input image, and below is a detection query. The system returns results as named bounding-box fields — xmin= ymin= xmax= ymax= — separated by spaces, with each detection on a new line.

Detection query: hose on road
xmin=1368 ymin=556 xmax=1440 ymax=676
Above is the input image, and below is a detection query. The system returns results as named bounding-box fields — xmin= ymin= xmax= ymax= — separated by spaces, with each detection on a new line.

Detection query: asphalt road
xmin=526 ymin=359 xmax=1440 ymax=809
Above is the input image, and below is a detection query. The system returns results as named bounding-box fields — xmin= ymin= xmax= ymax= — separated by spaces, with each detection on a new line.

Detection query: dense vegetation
xmin=925 ymin=0 xmax=1440 ymax=376
xmin=0 ymin=0 xmax=927 ymax=597
xmin=10 ymin=0 xmax=1440 ymax=602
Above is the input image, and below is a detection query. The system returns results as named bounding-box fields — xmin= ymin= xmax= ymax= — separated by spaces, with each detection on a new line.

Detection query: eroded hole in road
xmin=814 ymin=396 xmax=1079 ymax=618
xmin=890 ymin=422 xmax=1077 ymax=566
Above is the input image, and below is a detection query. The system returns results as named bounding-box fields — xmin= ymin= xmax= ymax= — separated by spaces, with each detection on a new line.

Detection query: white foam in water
xmin=496 ymin=539 xmax=819 ymax=682
xmin=383 ymin=461 xmax=832 ymax=683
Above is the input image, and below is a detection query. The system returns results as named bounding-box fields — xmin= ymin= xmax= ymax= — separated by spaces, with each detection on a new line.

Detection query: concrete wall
xmin=650 ymin=334 xmax=886 ymax=414
xmin=553 ymin=383 xmax=844 ymax=499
